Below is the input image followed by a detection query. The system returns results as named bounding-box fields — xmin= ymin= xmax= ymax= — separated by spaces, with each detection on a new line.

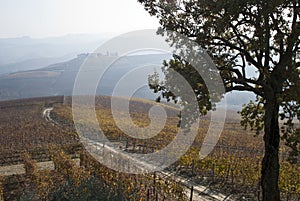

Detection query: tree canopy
xmin=139 ymin=0 xmax=299 ymax=200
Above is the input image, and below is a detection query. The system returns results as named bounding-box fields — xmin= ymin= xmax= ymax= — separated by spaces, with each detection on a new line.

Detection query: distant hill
xmin=0 ymin=53 xmax=170 ymax=100
xmin=0 ymin=34 xmax=109 ymax=74
xmin=0 ymin=53 xmax=255 ymax=110
xmin=0 ymin=56 xmax=72 ymax=75
xmin=223 ymin=91 xmax=255 ymax=110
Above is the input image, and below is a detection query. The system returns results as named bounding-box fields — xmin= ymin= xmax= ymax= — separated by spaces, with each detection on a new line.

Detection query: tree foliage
xmin=139 ymin=0 xmax=299 ymax=200
xmin=140 ymin=0 xmax=299 ymax=116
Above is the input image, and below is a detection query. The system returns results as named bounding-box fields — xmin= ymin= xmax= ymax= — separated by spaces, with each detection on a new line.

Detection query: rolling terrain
xmin=0 ymin=34 xmax=109 ymax=74
xmin=0 ymin=52 xmax=255 ymax=111
xmin=0 ymin=96 xmax=298 ymax=200
xmin=0 ymin=54 xmax=171 ymax=101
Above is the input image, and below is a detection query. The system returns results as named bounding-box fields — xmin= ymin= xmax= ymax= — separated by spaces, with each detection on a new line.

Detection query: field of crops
xmin=0 ymin=97 xmax=81 ymax=166
xmin=0 ymin=96 xmax=299 ymax=200
xmin=53 ymin=96 xmax=300 ymax=200
xmin=0 ymin=97 xmax=186 ymax=200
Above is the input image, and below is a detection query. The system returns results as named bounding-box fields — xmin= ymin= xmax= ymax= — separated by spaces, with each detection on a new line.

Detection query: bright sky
xmin=0 ymin=0 xmax=160 ymax=38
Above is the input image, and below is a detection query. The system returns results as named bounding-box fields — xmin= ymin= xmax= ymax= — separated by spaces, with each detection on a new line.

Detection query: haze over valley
xmin=0 ymin=42 xmax=255 ymax=109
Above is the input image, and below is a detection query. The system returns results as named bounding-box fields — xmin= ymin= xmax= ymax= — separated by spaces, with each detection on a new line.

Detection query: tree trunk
xmin=261 ymin=97 xmax=281 ymax=201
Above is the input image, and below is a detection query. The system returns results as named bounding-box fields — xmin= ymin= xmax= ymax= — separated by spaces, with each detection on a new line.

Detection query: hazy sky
xmin=0 ymin=0 xmax=160 ymax=38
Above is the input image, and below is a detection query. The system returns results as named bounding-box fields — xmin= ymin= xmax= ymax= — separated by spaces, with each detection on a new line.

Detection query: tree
xmin=138 ymin=0 xmax=300 ymax=200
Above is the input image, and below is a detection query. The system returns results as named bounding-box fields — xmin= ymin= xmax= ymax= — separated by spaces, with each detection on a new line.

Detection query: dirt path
xmin=0 ymin=159 xmax=80 ymax=176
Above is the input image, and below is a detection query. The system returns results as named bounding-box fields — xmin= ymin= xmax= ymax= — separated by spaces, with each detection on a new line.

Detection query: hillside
xmin=0 ymin=96 xmax=298 ymax=200
xmin=0 ymin=53 xmax=255 ymax=110
xmin=0 ymin=34 xmax=109 ymax=73
xmin=0 ymin=54 xmax=170 ymax=101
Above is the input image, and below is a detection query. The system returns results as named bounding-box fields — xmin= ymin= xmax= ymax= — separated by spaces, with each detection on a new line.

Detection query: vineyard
xmin=0 ymin=97 xmax=81 ymax=166
xmin=53 ymin=96 xmax=300 ymax=200
xmin=0 ymin=97 xmax=187 ymax=201
xmin=0 ymin=96 xmax=299 ymax=200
